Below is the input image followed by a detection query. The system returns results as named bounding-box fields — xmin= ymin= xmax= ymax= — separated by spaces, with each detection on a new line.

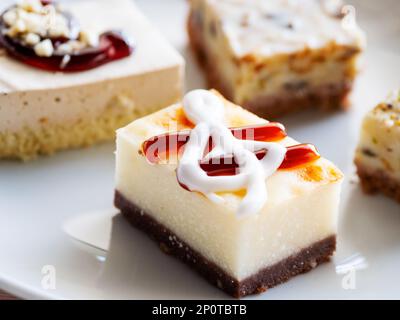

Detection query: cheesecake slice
xmin=187 ymin=0 xmax=365 ymax=119
xmin=355 ymin=90 xmax=400 ymax=203
xmin=114 ymin=89 xmax=343 ymax=297
xmin=0 ymin=0 xmax=184 ymax=160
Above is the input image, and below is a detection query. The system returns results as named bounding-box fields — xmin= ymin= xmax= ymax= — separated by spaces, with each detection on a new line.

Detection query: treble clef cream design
xmin=177 ymin=90 xmax=287 ymax=217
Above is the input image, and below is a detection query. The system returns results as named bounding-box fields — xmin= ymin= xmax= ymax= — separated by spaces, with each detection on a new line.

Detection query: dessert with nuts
xmin=355 ymin=90 xmax=400 ymax=204
xmin=187 ymin=0 xmax=366 ymax=119
xmin=0 ymin=0 xmax=184 ymax=160
xmin=115 ymin=89 xmax=343 ymax=298
xmin=0 ymin=0 xmax=133 ymax=71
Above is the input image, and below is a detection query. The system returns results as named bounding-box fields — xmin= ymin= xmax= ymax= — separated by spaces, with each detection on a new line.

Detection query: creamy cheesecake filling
xmin=0 ymin=65 xmax=182 ymax=133
xmin=115 ymin=90 xmax=343 ymax=280
xmin=116 ymin=161 xmax=340 ymax=280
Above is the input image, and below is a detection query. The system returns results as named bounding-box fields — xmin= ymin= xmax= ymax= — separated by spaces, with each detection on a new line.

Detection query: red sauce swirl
xmin=142 ymin=123 xmax=321 ymax=171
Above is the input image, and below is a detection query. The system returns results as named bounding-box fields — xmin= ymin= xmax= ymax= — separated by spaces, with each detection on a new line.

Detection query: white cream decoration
xmin=177 ymin=90 xmax=287 ymax=217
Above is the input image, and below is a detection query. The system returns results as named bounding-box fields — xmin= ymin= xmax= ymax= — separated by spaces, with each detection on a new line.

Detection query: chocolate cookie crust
xmin=115 ymin=191 xmax=336 ymax=298
xmin=355 ymin=162 xmax=400 ymax=204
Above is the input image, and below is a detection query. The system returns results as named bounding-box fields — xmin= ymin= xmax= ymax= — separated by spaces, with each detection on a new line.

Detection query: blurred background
xmin=349 ymin=0 xmax=399 ymax=54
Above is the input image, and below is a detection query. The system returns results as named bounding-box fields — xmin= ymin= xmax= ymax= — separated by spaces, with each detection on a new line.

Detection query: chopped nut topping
xmin=362 ymin=149 xmax=376 ymax=158
xmin=3 ymin=9 xmax=18 ymax=26
xmin=60 ymin=54 xmax=71 ymax=69
xmin=372 ymin=90 xmax=400 ymax=129
xmin=19 ymin=0 xmax=43 ymax=13
xmin=56 ymin=40 xmax=85 ymax=54
xmin=1 ymin=0 xmax=101 ymax=58
xmin=24 ymin=32 xmax=40 ymax=45
xmin=12 ymin=19 xmax=27 ymax=34
xmin=79 ymin=30 xmax=100 ymax=47
xmin=34 ymin=39 xmax=54 ymax=57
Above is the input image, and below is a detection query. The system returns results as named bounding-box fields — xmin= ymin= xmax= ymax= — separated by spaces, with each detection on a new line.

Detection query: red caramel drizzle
xmin=200 ymin=144 xmax=320 ymax=176
xmin=142 ymin=122 xmax=287 ymax=164
xmin=142 ymin=122 xmax=321 ymax=174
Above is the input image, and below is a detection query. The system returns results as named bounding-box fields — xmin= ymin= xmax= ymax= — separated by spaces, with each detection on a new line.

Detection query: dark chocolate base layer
xmin=115 ymin=191 xmax=336 ymax=298
xmin=356 ymin=161 xmax=400 ymax=204
xmin=187 ymin=11 xmax=352 ymax=120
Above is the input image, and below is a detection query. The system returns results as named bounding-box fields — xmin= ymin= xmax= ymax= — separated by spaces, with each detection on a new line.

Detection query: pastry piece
xmin=114 ymin=89 xmax=343 ymax=298
xmin=187 ymin=0 xmax=365 ymax=119
xmin=0 ymin=0 xmax=184 ymax=160
xmin=355 ymin=90 xmax=400 ymax=203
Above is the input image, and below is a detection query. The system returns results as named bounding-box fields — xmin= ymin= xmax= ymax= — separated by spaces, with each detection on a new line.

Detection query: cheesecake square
xmin=114 ymin=89 xmax=343 ymax=297
xmin=355 ymin=90 xmax=400 ymax=203
xmin=188 ymin=0 xmax=365 ymax=119
xmin=0 ymin=0 xmax=184 ymax=160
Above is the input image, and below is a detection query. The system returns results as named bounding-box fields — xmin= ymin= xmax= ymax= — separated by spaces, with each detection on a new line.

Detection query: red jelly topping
xmin=0 ymin=3 xmax=133 ymax=72
xmin=142 ymin=123 xmax=287 ymax=164
xmin=199 ymin=144 xmax=321 ymax=176
xmin=142 ymin=123 xmax=320 ymax=171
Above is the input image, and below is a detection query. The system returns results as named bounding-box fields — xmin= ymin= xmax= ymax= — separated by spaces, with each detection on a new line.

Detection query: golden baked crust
xmin=0 ymin=103 xmax=142 ymax=161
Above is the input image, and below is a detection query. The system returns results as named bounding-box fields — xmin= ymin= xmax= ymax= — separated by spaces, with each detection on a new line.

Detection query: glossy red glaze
xmin=142 ymin=122 xmax=287 ymax=164
xmin=200 ymin=144 xmax=321 ymax=176
xmin=142 ymin=123 xmax=320 ymax=172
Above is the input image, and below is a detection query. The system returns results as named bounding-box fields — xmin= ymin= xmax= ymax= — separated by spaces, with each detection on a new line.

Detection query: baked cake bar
xmin=355 ymin=90 xmax=400 ymax=203
xmin=188 ymin=0 xmax=365 ymax=118
xmin=0 ymin=0 xmax=183 ymax=160
xmin=114 ymin=89 xmax=344 ymax=297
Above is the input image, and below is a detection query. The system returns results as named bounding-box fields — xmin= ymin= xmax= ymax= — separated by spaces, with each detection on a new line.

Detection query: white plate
xmin=1 ymin=0 xmax=400 ymax=300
